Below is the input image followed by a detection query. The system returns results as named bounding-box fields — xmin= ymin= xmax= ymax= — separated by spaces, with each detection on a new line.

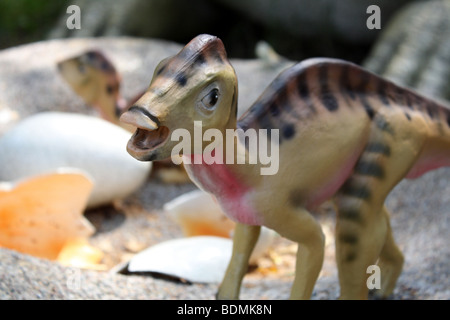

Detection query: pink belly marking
xmin=306 ymin=150 xmax=362 ymax=210
xmin=184 ymin=155 xmax=262 ymax=225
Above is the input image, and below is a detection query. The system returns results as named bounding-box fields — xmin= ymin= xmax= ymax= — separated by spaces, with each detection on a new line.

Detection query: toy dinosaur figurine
xmin=120 ymin=34 xmax=450 ymax=299
xmin=58 ymin=50 xmax=190 ymax=184
xmin=57 ymin=50 xmax=137 ymax=131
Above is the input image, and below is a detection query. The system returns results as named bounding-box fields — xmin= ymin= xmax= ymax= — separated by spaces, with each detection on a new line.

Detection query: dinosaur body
xmin=120 ymin=34 xmax=450 ymax=299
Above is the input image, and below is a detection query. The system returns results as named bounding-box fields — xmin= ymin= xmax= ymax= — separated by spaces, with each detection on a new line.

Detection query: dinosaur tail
xmin=403 ymin=96 xmax=450 ymax=179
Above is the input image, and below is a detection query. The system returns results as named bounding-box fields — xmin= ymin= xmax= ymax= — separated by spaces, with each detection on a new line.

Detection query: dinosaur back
xmin=238 ymin=58 xmax=450 ymax=145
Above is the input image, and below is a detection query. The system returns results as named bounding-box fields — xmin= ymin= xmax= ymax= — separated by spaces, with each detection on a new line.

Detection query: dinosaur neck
xmin=182 ymin=124 xmax=263 ymax=197
xmin=182 ymin=134 xmax=263 ymax=225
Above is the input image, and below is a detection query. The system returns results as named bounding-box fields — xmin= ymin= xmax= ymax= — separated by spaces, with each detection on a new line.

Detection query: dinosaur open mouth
xmin=127 ymin=126 xmax=170 ymax=158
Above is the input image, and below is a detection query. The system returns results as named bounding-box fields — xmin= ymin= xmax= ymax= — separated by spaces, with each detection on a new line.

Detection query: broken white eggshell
xmin=127 ymin=236 xmax=232 ymax=283
xmin=126 ymin=232 xmax=276 ymax=284
xmin=164 ymin=189 xmax=235 ymax=238
xmin=0 ymin=112 xmax=151 ymax=208
xmin=128 ymin=190 xmax=278 ymax=284
xmin=164 ymin=189 xmax=277 ymax=263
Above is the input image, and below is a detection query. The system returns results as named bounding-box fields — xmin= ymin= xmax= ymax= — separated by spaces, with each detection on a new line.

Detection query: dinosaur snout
xmin=120 ymin=105 xmax=159 ymax=131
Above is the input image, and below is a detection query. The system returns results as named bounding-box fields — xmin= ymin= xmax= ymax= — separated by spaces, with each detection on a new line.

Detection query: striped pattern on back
xmin=238 ymin=58 xmax=450 ymax=143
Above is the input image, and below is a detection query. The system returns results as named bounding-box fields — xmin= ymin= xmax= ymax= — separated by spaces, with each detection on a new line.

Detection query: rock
xmin=213 ymin=0 xmax=411 ymax=44
xmin=363 ymin=0 xmax=450 ymax=103
xmin=0 ymin=112 xmax=151 ymax=208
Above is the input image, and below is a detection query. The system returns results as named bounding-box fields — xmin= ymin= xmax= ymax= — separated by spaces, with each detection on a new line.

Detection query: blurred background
xmin=0 ymin=0 xmax=432 ymax=62
xmin=2 ymin=0 xmax=448 ymax=102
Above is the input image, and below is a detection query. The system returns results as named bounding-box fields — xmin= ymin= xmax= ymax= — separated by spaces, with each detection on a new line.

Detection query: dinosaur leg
xmin=335 ymin=114 xmax=423 ymax=299
xmin=335 ymin=194 xmax=387 ymax=299
xmin=269 ymin=207 xmax=325 ymax=300
xmin=216 ymin=223 xmax=261 ymax=300
xmin=375 ymin=206 xmax=404 ymax=298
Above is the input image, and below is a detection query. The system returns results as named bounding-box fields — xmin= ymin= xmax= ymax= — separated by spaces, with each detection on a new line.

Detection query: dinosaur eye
xmin=201 ymin=88 xmax=219 ymax=109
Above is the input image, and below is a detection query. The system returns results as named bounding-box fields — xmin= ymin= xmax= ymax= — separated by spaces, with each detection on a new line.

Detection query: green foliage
xmin=0 ymin=0 xmax=66 ymax=48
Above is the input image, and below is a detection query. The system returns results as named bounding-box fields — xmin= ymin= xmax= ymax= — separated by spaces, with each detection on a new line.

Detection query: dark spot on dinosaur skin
xmin=297 ymin=72 xmax=309 ymax=100
xmin=101 ymin=61 xmax=111 ymax=71
xmin=377 ymin=80 xmax=390 ymax=107
xmin=405 ymin=112 xmax=412 ymax=121
xmin=289 ymin=189 xmax=304 ymax=207
xmin=340 ymin=64 xmax=356 ymax=100
xmin=339 ymin=208 xmax=363 ymax=224
xmin=296 ymin=71 xmax=316 ymax=114
xmin=341 ymin=182 xmax=371 ymax=200
xmin=258 ymin=114 xmax=274 ymax=141
xmin=319 ymin=64 xmax=339 ymax=112
xmin=359 ymin=95 xmax=375 ymax=120
xmin=374 ymin=116 xmax=395 ymax=135
xmin=212 ymin=51 xmax=224 ymax=64
xmin=269 ymin=101 xmax=280 ymax=117
xmin=365 ymin=142 xmax=391 ymax=156
xmin=195 ymin=53 xmax=206 ymax=66
xmin=405 ymin=93 xmax=413 ymax=109
xmin=426 ymin=104 xmax=437 ymax=119
xmin=282 ymin=123 xmax=296 ymax=140
xmin=345 ymin=252 xmax=357 ymax=262
xmin=321 ymin=92 xmax=339 ymax=112
xmin=86 ymin=52 xmax=96 ymax=60
xmin=175 ymin=73 xmax=188 ymax=86
xmin=356 ymin=68 xmax=371 ymax=92
xmin=339 ymin=233 xmax=359 ymax=245
xmin=354 ymin=71 xmax=376 ymax=120
xmin=106 ymin=84 xmax=115 ymax=95
xmin=354 ymin=161 xmax=385 ymax=179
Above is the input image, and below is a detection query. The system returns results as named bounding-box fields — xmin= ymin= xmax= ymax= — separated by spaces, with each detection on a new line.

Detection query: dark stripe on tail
xmin=319 ymin=64 xmax=339 ymax=112
xmin=340 ymin=64 xmax=356 ymax=100
xmin=296 ymin=71 xmax=316 ymax=114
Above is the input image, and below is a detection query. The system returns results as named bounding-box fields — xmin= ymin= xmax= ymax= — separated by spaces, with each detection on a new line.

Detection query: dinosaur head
xmin=58 ymin=50 xmax=125 ymax=123
xmin=120 ymin=34 xmax=238 ymax=162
